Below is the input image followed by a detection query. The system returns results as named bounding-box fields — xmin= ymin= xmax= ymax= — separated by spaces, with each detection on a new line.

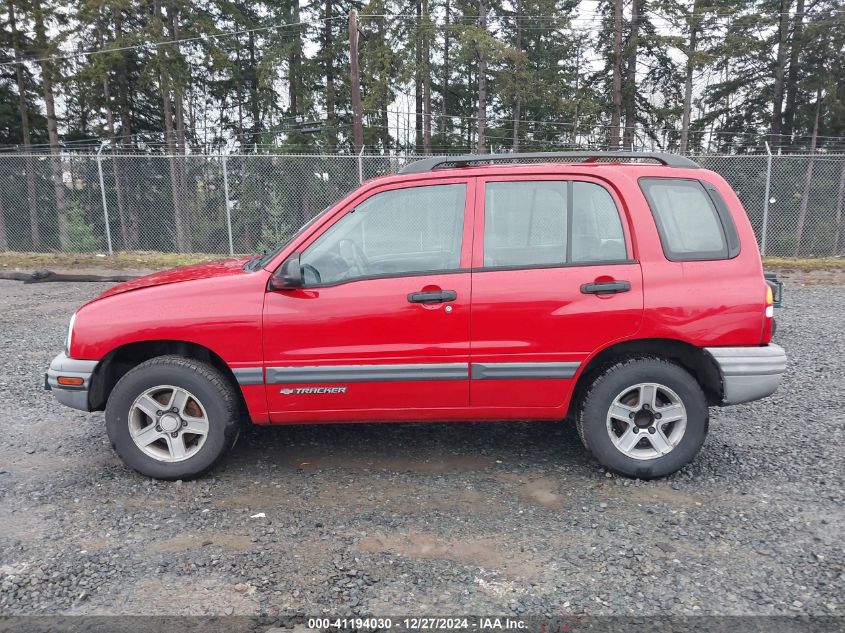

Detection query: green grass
xmin=762 ymin=257 xmax=845 ymax=270
xmin=0 ymin=251 xmax=230 ymax=270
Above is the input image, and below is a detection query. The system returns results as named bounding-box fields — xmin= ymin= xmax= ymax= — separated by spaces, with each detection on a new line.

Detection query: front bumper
xmin=705 ymin=344 xmax=787 ymax=405
xmin=45 ymin=352 xmax=97 ymax=412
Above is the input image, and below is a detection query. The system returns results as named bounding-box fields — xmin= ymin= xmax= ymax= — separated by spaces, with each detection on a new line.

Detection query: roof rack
xmin=399 ymin=151 xmax=700 ymax=174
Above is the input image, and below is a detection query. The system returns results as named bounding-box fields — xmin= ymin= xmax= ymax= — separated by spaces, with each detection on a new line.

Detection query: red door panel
xmin=469 ymin=174 xmax=644 ymax=409
xmin=263 ymin=273 xmax=471 ymax=415
xmin=262 ymin=176 xmax=476 ymax=421
xmin=469 ymin=264 xmax=643 ymax=407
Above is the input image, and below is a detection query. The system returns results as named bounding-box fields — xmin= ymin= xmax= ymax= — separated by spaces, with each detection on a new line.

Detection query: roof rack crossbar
xmin=399 ymin=151 xmax=699 ymax=174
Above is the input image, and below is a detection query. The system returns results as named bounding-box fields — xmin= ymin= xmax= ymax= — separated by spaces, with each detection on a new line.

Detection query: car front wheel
xmin=105 ymin=355 xmax=241 ymax=480
xmin=576 ymin=358 xmax=708 ymax=479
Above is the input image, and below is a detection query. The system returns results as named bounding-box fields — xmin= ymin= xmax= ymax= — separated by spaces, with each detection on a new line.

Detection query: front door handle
xmin=407 ymin=290 xmax=457 ymax=304
xmin=580 ymin=280 xmax=631 ymax=295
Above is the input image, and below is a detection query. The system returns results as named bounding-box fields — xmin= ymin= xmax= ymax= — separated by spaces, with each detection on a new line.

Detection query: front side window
xmin=300 ymin=183 xmax=466 ymax=285
xmin=483 ymin=180 xmax=627 ymax=268
xmin=639 ymin=178 xmax=731 ymax=261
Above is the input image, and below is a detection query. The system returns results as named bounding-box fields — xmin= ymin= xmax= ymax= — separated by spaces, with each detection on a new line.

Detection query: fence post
xmin=96 ymin=142 xmax=114 ymax=255
xmin=357 ymin=145 xmax=365 ymax=184
xmin=221 ymin=153 xmax=234 ymax=256
xmin=761 ymin=142 xmax=772 ymax=257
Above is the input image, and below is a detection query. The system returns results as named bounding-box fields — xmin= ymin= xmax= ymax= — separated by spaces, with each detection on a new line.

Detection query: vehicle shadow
xmin=223 ymin=418 xmax=592 ymax=476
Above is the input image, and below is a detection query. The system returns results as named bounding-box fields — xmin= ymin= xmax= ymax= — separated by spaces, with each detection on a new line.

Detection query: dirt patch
xmin=312 ymin=481 xmax=486 ymax=508
xmin=76 ymin=536 xmax=117 ymax=552
xmin=356 ymin=532 xmax=544 ymax=580
xmin=493 ymin=474 xmax=567 ymax=509
xmin=74 ymin=573 xmax=260 ymax=615
xmin=149 ymin=532 xmax=254 ymax=553
xmin=269 ymin=449 xmax=497 ymax=474
xmin=0 ymin=507 xmax=50 ymax=544
xmin=612 ymin=484 xmax=706 ymax=506
xmin=209 ymin=484 xmax=297 ymax=511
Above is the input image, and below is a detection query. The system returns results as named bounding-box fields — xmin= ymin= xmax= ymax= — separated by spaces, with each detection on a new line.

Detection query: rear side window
xmin=483 ymin=180 xmax=627 ymax=268
xmin=484 ymin=181 xmax=568 ymax=267
xmin=640 ymin=178 xmax=739 ymax=261
xmin=571 ymin=182 xmax=628 ymax=263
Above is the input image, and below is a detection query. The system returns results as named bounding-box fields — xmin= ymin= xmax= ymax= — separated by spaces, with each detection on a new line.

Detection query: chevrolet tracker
xmin=46 ymin=151 xmax=786 ymax=480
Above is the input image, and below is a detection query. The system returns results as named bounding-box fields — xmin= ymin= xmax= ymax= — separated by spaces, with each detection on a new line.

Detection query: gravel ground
xmin=0 ymin=273 xmax=843 ymax=620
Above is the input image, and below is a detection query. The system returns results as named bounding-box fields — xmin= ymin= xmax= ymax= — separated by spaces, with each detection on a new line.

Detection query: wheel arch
xmin=567 ymin=338 xmax=723 ymax=417
xmin=88 ymin=339 xmax=245 ymax=413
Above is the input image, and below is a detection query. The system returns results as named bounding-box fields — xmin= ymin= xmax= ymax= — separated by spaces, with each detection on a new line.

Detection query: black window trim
xmin=481 ymin=177 xmax=631 ymax=270
xmin=301 ymin=266 xmax=472 ymax=289
xmin=639 ymin=176 xmax=741 ymax=263
xmin=472 ymin=259 xmax=639 ymax=274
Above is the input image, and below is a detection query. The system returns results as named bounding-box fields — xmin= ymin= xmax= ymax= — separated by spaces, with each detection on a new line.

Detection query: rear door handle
xmin=407 ymin=290 xmax=457 ymax=304
xmin=580 ymin=280 xmax=631 ymax=295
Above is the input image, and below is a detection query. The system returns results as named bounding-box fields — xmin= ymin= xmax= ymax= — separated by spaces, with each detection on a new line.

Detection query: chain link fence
xmin=0 ymin=152 xmax=843 ymax=258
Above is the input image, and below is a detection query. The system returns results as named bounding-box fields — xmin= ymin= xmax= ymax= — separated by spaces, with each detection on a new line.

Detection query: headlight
xmin=65 ymin=312 xmax=76 ymax=356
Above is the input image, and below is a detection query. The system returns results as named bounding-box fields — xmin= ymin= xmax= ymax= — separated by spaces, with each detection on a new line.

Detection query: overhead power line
xmin=4 ymin=6 xmax=842 ymax=69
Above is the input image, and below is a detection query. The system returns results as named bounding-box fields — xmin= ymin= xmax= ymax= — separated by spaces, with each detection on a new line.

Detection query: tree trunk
xmin=476 ymin=0 xmax=488 ymax=153
xmin=422 ymin=0 xmax=432 ymax=154
xmin=98 ymin=25 xmax=131 ymax=250
xmin=610 ymin=0 xmax=623 ymax=148
xmin=348 ymin=10 xmax=364 ymax=153
xmin=248 ymin=30 xmax=262 ymax=146
xmin=324 ymin=0 xmax=337 ymax=150
xmin=169 ymin=3 xmax=190 ymax=251
xmin=33 ymin=0 xmax=69 ymax=248
xmin=570 ymin=46 xmax=581 ymax=145
xmin=153 ymin=0 xmax=188 ymax=252
xmin=235 ymin=41 xmax=245 ymax=148
xmin=288 ymin=0 xmax=303 ymax=117
xmin=376 ymin=17 xmax=391 ymax=152
xmin=622 ymin=0 xmax=641 ymax=148
xmin=680 ymin=0 xmax=699 ymax=154
xmin=441 ymin=0 xmax=451 ymax=145
xmin=794 ymin=87 xmax=821 ymax=256
xmin=0 ymin=182 xmax=8 ymax=249
xmin=832 ymin=160 xmax=845 ymax=256
xmin=114 ymin=11 xmax=139 ymax=248
xmin=414 ymin=0 xmax=423 ymax=151
xmin=770 ymin=0 xmax=791 ymax=149
xmin=782 ymin=0 xmax=805 ymax=143
xmin=7 ymin=0 xmax=40 ymax=249
xmin=381 ymin=106 xmax=390 ymax=153
xmin=114 ymin=12 xmax=132 ymax=148
xmin=512 ymin=0 xmax=522 ymax=152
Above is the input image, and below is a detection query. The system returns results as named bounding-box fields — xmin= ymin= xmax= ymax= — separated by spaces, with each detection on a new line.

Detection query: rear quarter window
xmin=639 ymin=178 xmax=740 ymax=261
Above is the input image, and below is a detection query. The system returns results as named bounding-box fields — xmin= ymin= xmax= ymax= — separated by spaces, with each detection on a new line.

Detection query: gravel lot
xmin=0 ymin=273 xmax=843 ymax=620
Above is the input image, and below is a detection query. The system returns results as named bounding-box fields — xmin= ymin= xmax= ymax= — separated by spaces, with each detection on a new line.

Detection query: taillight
xmin=762 ymin=285 xmax=774 ymax=343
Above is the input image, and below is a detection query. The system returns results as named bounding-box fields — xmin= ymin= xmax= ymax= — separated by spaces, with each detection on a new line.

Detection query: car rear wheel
xmin=576 ymin=358 xmax=708 ymax=479
xmin=105 ymin=355 xmax=241 ymax=480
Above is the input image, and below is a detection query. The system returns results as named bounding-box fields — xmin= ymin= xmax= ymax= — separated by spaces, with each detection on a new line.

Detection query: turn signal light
xmin=765 ymin=286 xmax=774 ymax=318
xmin=57 ymin=376 xmax=84 ymax=387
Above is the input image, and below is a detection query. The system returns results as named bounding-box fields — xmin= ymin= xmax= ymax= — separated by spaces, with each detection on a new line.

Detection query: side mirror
xmin=268 ymin=253 xmax=303 ymax=290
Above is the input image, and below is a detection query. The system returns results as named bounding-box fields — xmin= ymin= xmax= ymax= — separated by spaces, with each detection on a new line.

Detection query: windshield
xmin=243 ymin=203 xmax=337 ymax=271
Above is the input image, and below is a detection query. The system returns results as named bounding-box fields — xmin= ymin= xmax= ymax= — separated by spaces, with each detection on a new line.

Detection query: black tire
xmin=105 ymin=355 xmax=241 ymax=480
xmin=576 ymin=358 xmax=708 ymax=479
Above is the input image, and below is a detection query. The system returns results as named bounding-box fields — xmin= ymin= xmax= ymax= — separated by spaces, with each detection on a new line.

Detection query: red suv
xmin=46 ymin=152 xmax=786 ymax=480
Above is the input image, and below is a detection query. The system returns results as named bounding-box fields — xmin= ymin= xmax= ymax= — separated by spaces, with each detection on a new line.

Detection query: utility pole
xmin=476 ymin=0 xmax=488 ymax=153
xmin=610 ymin=0 xmax=623 ymax=149
xmin=349 ymin=9 xmax=364 ymax=153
